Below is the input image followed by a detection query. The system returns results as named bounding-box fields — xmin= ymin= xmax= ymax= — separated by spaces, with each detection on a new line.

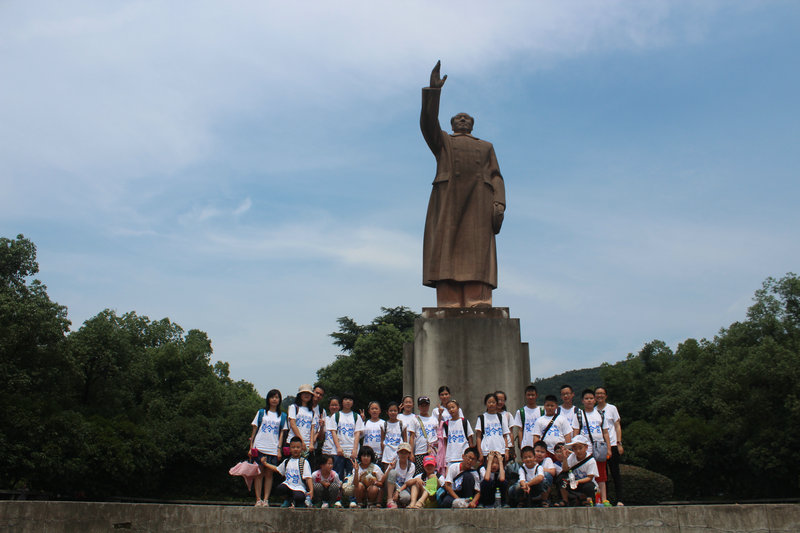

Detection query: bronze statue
xmin=421 ymin=61 xmax=506 ymax=308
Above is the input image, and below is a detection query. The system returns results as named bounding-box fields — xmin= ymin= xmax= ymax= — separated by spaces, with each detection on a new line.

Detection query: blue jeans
xmin=333 ymin=454 xmax=353 ymax=482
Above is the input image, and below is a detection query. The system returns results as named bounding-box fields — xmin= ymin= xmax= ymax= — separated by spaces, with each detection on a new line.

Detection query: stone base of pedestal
xmin=403 ymin=307 xmax=530 ymax=422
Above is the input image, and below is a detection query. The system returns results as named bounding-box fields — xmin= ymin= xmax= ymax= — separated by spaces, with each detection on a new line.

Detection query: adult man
xmin=421 ymin=61 xmax=506 ymax=308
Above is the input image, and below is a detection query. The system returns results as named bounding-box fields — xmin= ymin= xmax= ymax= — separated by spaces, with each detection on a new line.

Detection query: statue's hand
xmin=430 ymin=60 xmax=447 ymax=89
xmin=492 ymin=202 xmax=505 ymax=234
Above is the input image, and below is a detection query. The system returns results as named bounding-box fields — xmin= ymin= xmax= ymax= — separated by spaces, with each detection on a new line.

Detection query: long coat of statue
xmin=420 ymin=86 xmax=506 ymax=290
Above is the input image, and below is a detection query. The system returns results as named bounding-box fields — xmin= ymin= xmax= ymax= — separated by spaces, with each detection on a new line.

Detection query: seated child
xmin=311 ymin=454 xmax=341 ymax=508
xmin=558 ymin=435 xmax=598 ymax=507
xmin=350 ymin=445 xmax=384 ymax=508
xmin=478 ymin=450 xmax=508 ymax=507
xmin=508 ymin=445 xmax=545 ymax=507
xmin=439 ymin=447 xmax=481 ymax=509
xmin=409 ymin=455 xmax=441 ymax=508
xmin=260 ymin=436 xmax=313 ymax=507
xmin=385 ymin=443 xmax=416 ymax=508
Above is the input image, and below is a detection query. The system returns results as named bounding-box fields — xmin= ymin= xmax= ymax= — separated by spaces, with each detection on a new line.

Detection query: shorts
xmin=595 ymin=460 xmax=607 ymax=483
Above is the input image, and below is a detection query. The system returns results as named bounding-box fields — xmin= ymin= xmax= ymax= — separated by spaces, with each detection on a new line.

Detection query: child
xmin=361 ymin=402 xmax=385 ymax=464
xmin=533 ymin=395 xmax=573 ymax=458
xmin=558 ymin=435 xmax=598 ymax=507
xmin=512 ymin=446 xmax=544 ymax=507
xmin=311 ymin=454 xmax=342 ymax=508
xmin=413 ymin=396 xmax=439 ymax=475
xmin=397 ymin=395 xmax=419 ymax=459
xmin=409 ymin=455 xmax=441 ymax=508
xmin=533 ymin=440 xmax=557 ymax=504
xmin=321 ymin=397 xmax=340 ymax=460
xmin=478 ymin=450 xmax=507 ymax=507
xmin=440 ymin=447 xmax=481 ymax=508
xmin=329 ymin=392 xmax=363 ymax=483
xmin=248 ymin=389 xmax=288 ymax=507
xmin=287 ymin=384 xmax=316 ymax=455
xmin=381 ymin=402 xmax=408 ymax=471
xmin=572 ymin=389 xmax=612 ymax=504
xmin=350 ymin=445 xmax=384 ymax=508
xmin=443 ymin=400 xmax=475 ymax=467
xmin=260 ymin=436 xmax=313 ymax=508
xmin=475 ymin=393 xmax=511 ymax=463
xmin=494 ymin=390 xmax=516 ymax=459
xmin=512 ymin=384 xmax=544 ymax=453
xmin=384 ymin=442 xmax=416 ymax=508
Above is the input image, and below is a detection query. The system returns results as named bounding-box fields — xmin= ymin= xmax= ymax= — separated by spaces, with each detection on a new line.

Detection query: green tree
xmin=316 ymin=307 xmax=418 ymax=410
xmin=0 ymin=235 xmax=72 ymax=490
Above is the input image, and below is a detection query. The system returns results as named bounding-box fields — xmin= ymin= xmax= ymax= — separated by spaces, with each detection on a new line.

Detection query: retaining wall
xmin=1 ymin=501 xmax=798 ymax=532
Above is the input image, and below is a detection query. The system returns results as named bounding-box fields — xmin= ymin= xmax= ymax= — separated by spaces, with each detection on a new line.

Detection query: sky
xmin=2 ymin=1 xmax=799 ymax=399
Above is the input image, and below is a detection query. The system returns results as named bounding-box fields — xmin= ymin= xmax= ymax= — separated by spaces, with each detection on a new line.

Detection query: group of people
xmin=246 ymin=383 xmax=624 ymax=509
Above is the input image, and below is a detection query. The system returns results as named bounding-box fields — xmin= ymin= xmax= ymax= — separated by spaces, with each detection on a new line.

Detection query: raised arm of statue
xmin=429 ymin=60 xmax=447 ymax=89
xmin=421 ymin=61 xmax=446 ymax=155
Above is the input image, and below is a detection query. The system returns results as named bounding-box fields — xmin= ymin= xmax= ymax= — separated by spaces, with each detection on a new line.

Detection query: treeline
xmin=601 ymin=273 xmax=800 ymax=499
xmin=533 ymin=367 xmax=602 ymax=399
xmin=1 ymin=235 xmax=262 ymax=499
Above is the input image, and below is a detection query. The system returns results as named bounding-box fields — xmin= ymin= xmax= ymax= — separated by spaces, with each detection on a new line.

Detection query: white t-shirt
xmin=362 ymin=419 xmax=384 ymax=459
xmin=475 ymin=412 xmax=510 ymax=456
xmin=512 ymin=405 xmax=545 ymax=448
xmin=382 ymin=420 xmax=405 ymax=464
xmin=251 ymin=410 xmax=286 ymax=455
xmin=277 ymin=457 xmax=311 ymax=492
xmin=566 ymin=452 xmax=599 ymax=489
xmin=329 ymin=411 xmax=364 ymax=455
xmin=598 ymin=404 xmax=620 ymax=446
xmin=445 ymin=462 xmax=480 ymax=491
xmin=519 ymin=463 xmax=543 ymax=483
xmin=538 ymin=456 xmax=556 ymax=474
xmin=311 ymin=469 xmax=340 ymax=484
xmin=499 ymin=410 xmax=515 ymax=447
xmin=558 ymin=405 xmax=579 ymax=428
xmin=533 ymin=413 xmax=573 ymax=453
xmin=391 ymin=460 xmax=416 ymax=487
xmin=357 ymin=463 xmax=384 ymax=483
xmin=444 ymin=418 xmax=474 ymax=464
xmin=322 ymin=414 xmax=337 ymax=455
xmin=398 ymin=413 xmax=418 ymax=448
xmin=414 ymin=415 xmax=439 ymax=455
xmin=288 ymin=404 xmax=315 ymax=444
xmin=571 ymin=408 xmax=609 ymax=456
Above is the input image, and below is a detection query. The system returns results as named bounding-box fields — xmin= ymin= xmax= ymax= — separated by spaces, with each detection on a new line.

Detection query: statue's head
xmin=450 ymin=113 xmax=474 ymax=134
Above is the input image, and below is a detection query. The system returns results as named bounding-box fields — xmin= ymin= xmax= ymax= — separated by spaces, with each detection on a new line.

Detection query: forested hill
xmin=533 ymin=366 xmax=603 ymax=398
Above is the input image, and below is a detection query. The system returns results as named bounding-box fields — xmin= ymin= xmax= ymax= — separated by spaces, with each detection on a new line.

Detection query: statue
xmin=421 ymin=61 xmax=506 ymax=308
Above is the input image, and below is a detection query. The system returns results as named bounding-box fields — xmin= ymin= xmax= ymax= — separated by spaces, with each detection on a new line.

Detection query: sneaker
xmin=334 ymin=501 xmax=343 ymax=508
xmin=603 ymin=500 xmax=612 ymax=507
xmin=280 ymin=500 xmax=292 ymax=508
xmin=263 ymin=500 xmax=269 ymax=508
xmin=349 ymin=500 xmax=359 ymax=509
xmin=321 ymin=502 xmax=329 ymax=509
xmin=254 ymin=500 xmax=262 ymax=507
xmin=616 ymin=502 xmax=625 ymax=506
xmin=387 ymin=500 xmax=398 ymax=509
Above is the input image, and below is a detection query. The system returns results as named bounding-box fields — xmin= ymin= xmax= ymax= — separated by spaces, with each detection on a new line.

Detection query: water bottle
xmin=305 ymin=494 xmax=312 ymax=508
xmin=494 ymin=486 xmax=501 ymax=508
xmin=595 ymin=494 xmax=603 ymax=507
xmin=568 ymin=472 xmax=577 ymax=490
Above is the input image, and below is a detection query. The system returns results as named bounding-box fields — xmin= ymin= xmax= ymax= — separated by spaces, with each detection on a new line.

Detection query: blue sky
xmin=2 ymin=1 xmax=799 ymax=400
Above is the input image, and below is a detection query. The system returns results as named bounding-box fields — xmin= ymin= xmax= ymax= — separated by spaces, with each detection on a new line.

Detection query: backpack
xmin=334 ymin=411 xmax=358 ymax=427
xmin=517 ymin=406 xmax=546 ymax=428
xmin=578 ymin=409 xmax=608 ymax=462
xmin=280 ymin=456 xmax=306 ymax=480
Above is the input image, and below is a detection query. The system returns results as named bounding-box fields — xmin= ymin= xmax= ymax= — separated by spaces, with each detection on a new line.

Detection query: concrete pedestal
xmin=403 ymin=307 xmax=530 ymax=422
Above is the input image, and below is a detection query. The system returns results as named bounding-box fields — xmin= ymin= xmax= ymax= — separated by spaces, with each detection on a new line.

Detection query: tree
xmin=316 ymin=307 xmax=418 ymax=410
xmin=601 ymin=273 xmax=800 ymax=499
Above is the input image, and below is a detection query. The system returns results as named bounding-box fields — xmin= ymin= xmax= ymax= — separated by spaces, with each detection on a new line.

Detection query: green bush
xmin=606 ymin=464 xmax=673 ymax=505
